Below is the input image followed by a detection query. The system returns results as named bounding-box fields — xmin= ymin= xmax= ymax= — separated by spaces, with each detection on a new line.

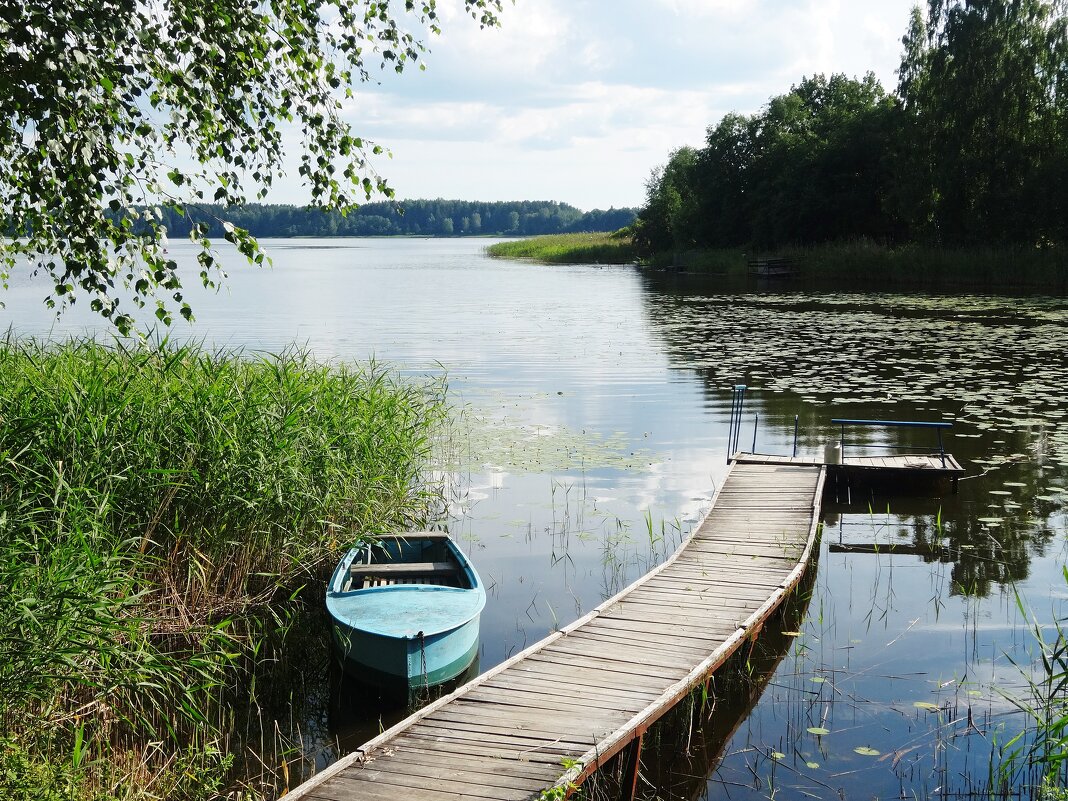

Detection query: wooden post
xmin=620 ymin=733 xmax=644 ymax=801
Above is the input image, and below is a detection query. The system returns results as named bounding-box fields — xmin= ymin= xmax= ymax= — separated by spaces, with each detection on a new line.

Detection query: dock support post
xmin=620 ymin=733 xmax=644 ymax=801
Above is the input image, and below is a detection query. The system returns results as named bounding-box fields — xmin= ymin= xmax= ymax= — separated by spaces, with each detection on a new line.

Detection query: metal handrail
xmin=830 ymin=418 xmax=951 ymax=467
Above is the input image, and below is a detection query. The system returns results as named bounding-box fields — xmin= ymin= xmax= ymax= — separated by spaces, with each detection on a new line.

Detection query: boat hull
xmin=331 ymin=614 xmax=480 ymax=690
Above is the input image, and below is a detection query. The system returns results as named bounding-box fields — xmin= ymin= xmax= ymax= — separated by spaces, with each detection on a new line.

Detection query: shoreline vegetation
xmin=486 ymin=231 xmax=637 ymax=264
xmin=0 ymin=338 xmax=446 ymax=801
xmin=627 ymin=5 xmax=1067 ymax=288
xmin=154 ymin=200 xmax=637 ymax=240
xmin=487 ymin=233 xmax=1067 ymax=291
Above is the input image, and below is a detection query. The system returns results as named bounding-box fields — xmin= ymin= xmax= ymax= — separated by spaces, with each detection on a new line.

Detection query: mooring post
xmin=792 ymin=414 xmax=799 ymax=457
xmin=752 ymin=414 xmax=759 ymax=453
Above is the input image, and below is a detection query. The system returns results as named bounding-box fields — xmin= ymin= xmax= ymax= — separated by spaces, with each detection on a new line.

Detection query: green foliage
xmin=636 ymin=1 xmax=1068 ymax=262
xmin=146 ymin=200 xmax=635 ymax=238
xmin=486 ymin=232 xmax=636 ymax=264
xmin=1 ymin=739 xmax=81 ymax=801
xmin=0 ymin=0 xmax=503 ymax=334
xmin=632 ymin=146 xmax=700 ymax=254
xmin=996 ymin=570 xmax=1068 ymax=793
xmin=634 ymin=75 xmax=898 ymax=255
xmin=0 ymin=338 xmax=445 ymax=602
xmin=899 ymin=0 xmax=1068 ymax=245
xmin=0 ymin=338 xmax=446 ymax=798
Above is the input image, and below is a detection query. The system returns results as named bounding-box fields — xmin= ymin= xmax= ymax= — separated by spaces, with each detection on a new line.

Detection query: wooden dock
xmin=287 ymin=461 xmax=826 ymax=801
xmin=746 ymin=256 xmax=799 ymax=278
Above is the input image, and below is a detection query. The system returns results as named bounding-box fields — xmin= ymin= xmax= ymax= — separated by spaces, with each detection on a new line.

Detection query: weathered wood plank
xmin=370 ymin=746 xmax=560 ymax=782
xmin=501 ymin=655 xmax=672 ymax=685
xmin=387 ymin=733 xmax=564 ymax=765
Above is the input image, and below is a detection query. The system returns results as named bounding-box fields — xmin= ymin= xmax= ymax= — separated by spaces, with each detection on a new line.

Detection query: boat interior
xmin=344 ymin=534 xmax=472 ymax=591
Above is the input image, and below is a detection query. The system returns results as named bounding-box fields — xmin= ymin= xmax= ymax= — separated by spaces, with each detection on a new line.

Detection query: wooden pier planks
xmin=289 ymin=462 xmax=825 ymax=801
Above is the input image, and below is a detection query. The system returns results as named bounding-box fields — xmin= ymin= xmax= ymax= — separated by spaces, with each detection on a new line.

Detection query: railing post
xmin=727 ymin=384 xmax=746 ymax=463
xmin=937 ymin=428 xmax=946 ymax=467
xmin=752 ymin=414 xmax=759 ymax=453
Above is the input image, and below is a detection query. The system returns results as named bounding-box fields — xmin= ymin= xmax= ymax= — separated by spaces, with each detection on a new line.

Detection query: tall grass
xmin=0 ymin=336 xmax=447 ymax=799
xmin=487 ymin=232 xmax=636 ymax=264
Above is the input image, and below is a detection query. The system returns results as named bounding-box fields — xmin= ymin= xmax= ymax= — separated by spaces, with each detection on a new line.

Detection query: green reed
xmin=486 ymin=232 xmax=636 ymax=264
xmin=0 ymin=336 xmax=447 ymax=799
xmin=993 ymin=568 xmax=1068 ymax=798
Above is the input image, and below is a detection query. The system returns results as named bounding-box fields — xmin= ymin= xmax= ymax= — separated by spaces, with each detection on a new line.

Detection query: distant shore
xmin=488 ymin=234 xmax=1067 ymax=291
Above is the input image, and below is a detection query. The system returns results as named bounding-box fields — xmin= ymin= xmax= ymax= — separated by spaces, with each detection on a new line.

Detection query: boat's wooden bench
xmin=350 ymin=561 xmax=460 ymax=588
xmin=351 ymin=561 xmax=454 ymax=575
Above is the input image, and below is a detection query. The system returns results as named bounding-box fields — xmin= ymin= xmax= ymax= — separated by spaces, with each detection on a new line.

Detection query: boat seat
xmin=350 ymin=561 xmax=454 ymax=576
xmin=350 ymin=561 xmax=461 ymax=589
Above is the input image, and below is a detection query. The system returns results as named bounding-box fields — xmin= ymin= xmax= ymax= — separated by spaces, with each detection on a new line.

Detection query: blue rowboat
xmin=326 ymin=532 xmax=485 ymax=691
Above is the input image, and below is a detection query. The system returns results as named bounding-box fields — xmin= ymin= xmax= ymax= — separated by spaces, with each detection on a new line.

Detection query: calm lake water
xmin=6 ymin=238 xmax=1067 ymax=798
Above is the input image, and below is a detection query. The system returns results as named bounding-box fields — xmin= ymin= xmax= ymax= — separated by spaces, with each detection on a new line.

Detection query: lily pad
xmin=854 ymin=746 xmax=881 ymax=756
xmin=913 ymin=701 xmax=940 ymax=711
xmin=807 ymin=727 xmax=831 ymax=735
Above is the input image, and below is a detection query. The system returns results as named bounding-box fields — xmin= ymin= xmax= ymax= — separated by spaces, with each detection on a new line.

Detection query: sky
xmin=273 ymin=0 xmax=920 ymax=211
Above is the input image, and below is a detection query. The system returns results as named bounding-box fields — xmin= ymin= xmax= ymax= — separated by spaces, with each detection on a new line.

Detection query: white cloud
xmin=266 ymin=0 xmax=919 ymax=210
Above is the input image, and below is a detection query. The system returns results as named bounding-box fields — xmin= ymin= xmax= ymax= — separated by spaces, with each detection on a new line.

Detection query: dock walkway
xmin=289 ymin=461 xmax=825 ymax=801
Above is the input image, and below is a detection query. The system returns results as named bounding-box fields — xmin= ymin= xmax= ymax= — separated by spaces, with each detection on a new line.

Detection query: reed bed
xmin=487 ymin=232 xmax=636 ymax=264
xmin=0 ymin=336 xmax=447 ymax=800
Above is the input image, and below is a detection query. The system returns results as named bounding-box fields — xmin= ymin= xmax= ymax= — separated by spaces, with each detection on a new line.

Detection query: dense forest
xmin=158 ymin=200 xmax=637 ymax=239
xmin=634 ymin=0 xmax=1068 ymax=256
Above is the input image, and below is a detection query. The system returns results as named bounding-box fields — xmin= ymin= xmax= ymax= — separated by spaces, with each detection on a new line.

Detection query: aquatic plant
xmin=486 ymin=232 xmax=636 ymax=264
xmin=995 ymin=571 xmax=1068 ymax=795
xmin=0 ymin=336 xmax=446 ymax=799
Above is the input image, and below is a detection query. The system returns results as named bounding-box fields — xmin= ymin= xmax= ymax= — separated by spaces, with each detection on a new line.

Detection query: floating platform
xmin=732 ymin=452 xmax=964 ymax=472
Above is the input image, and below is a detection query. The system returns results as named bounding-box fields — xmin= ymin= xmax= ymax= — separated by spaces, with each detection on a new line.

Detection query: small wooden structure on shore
xmin=747 ymin=256 xmax=799 ymax=278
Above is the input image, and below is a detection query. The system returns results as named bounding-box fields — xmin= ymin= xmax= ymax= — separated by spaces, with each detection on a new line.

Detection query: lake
xmin=5 ymin=238 xmax=1067 ymax=798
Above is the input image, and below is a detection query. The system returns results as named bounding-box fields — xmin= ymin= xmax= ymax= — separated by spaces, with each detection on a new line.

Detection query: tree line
xmin=634 ymin=0 xmax=1068 ymax=256
xmin=158 ymin=200 xmax=637 ymax=239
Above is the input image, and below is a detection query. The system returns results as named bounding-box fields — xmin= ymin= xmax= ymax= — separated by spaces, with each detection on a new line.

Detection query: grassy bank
xmin=486 ymin=231 xmax=636 ymax=264
xmin=649 ymin=241 xmax=1068 ymax=289
xmin=0 ymin=338 xmax=446 ymax=800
